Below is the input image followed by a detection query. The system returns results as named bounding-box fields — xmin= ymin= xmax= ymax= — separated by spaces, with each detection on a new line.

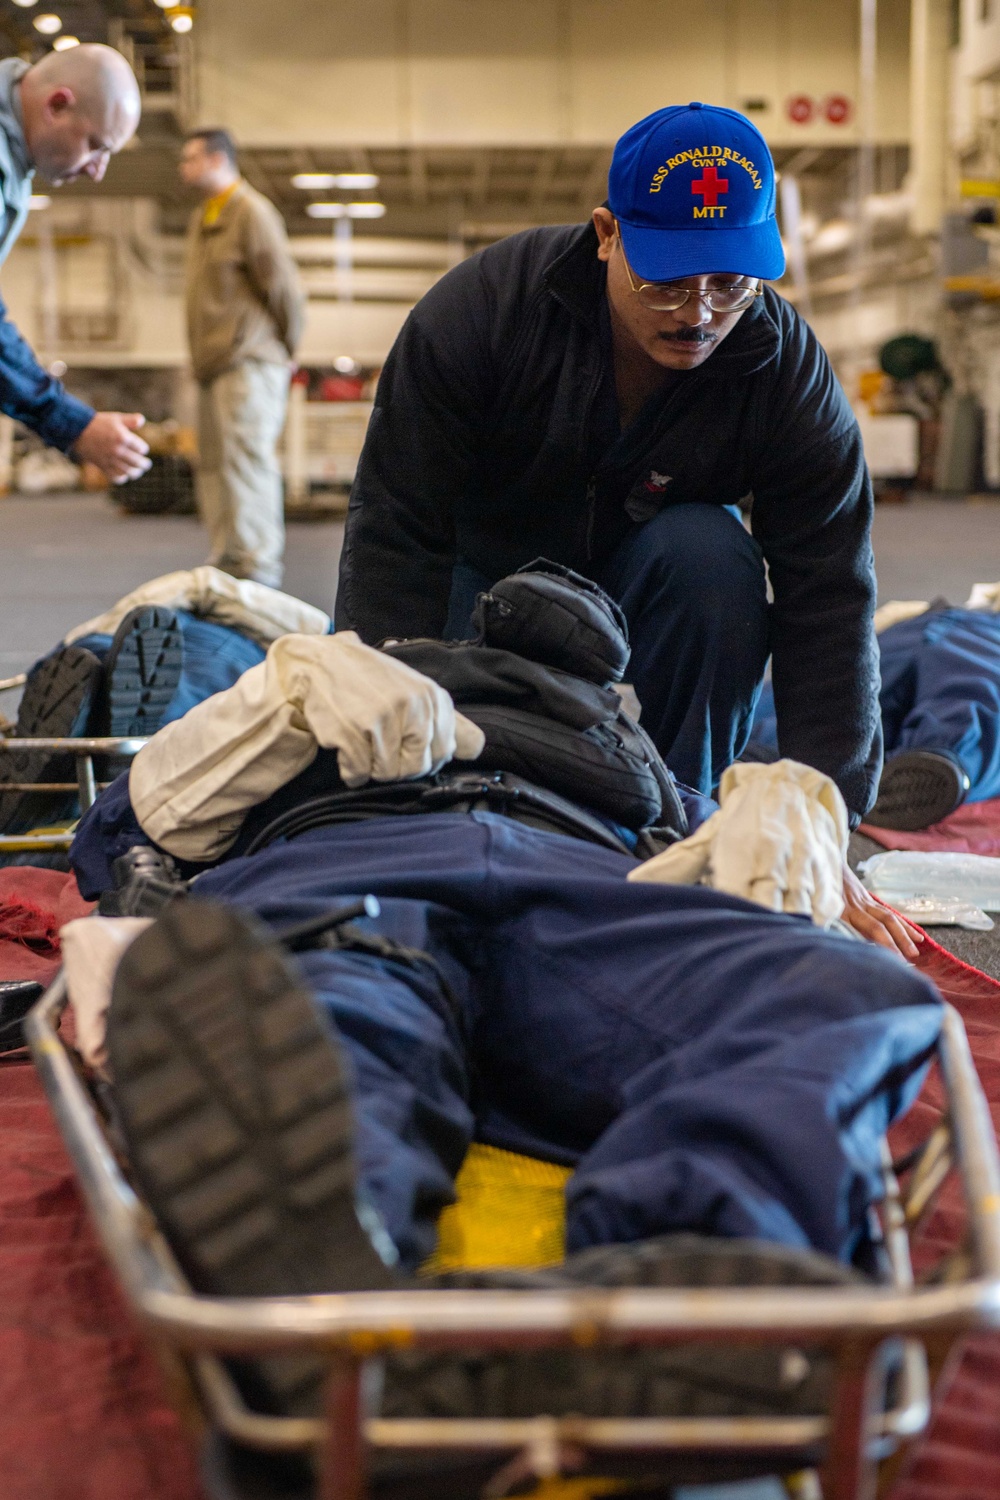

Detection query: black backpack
xmin=383 ymin=559 xmax=687 ymax=838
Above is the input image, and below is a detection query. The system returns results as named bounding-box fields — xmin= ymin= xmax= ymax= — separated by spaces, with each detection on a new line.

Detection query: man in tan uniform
xmin=181 ymin=128 xmax=304 ymax=587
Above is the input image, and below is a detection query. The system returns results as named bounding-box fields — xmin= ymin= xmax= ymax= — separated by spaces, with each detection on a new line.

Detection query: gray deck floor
xmin=0 ymin=492 xmax=344 ymax=680
xmin=4 ymin=490 xmax=1000 ymax=674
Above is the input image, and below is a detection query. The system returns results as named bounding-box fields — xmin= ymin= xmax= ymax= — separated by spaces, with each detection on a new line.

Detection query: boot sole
xmin=866 ymin=750 xmax=968 ymax=831
xmin=109 ymin=899 xmax=394 ymax=1300
xmin=0 ymin=645 xmax=102 ymax=833
xmin=101 ymin=604 xmax=184 ymax=739
xmin=108 ymin=899 xmax=396 ymax=1416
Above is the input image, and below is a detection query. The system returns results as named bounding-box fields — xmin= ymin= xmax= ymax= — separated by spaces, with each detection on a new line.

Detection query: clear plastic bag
xmin=870 ymin=892 xmax=993 ymax=930
xmin=859 ymin=851 xmax=1000 ymax=928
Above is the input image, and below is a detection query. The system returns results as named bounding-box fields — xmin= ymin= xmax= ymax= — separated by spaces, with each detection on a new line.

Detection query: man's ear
xmin=593 ymin=206 xmax=616 ymax=262
xmin=46 ymin=87 xmax=75 ymax=119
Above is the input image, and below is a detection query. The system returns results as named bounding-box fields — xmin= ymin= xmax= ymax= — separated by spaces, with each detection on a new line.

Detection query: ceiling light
xmin=333 ymin=356 xmax=358 ymax=374
xmin=292 ymin=173 xmax=381 ymax=192
xmin=332 ymin=173 xmax=378 ymax=190
xmin=52 ymin=34 xmax=79 ymax=49
xmin=152 ymin=0 xmax=174 ymax=6
xmin=292 ymin=172 xmax=379 ymax=191
xmin=32 ymin=13 xmax=62 ymax=34
xmin=306 ymin=201 xmax=386 ymax=220
xmin=28 ymin=195 xmax=51 ymax=210
xmin=292 ymin=173 xmax=336 ymax=190
xmin=170 ymin=12 xmax=193 ymax=31
xmin=12 ymin=0 xmax=39 ymax=8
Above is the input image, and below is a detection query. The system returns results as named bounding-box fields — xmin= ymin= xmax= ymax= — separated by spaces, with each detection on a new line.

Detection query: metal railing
xmin=0 ymin=671 xmax=147 ymax=851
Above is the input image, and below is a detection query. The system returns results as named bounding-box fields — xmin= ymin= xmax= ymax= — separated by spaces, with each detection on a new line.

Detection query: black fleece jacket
xmin=337 ymin=222 xmax=882 ymax=822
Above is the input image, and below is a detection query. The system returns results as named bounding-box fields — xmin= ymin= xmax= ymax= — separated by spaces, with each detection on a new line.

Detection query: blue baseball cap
xmin=607 ymin=102 xmax=785 ymax=283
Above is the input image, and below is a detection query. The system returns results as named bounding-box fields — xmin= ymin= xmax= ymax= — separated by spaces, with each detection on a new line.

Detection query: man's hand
xmin=73 ymin=412 xmax=151 ymax=483
xmin=841 ymin=862 xmax=923 ymax=960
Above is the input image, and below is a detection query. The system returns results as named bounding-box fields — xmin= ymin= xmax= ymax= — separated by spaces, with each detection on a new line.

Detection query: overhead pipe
xmin=909 ymin=0 xmax=952 ymax=237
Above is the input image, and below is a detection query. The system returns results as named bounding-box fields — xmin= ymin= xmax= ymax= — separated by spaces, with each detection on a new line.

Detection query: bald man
xmin=0 ymin=44 xmax=150 ymax=482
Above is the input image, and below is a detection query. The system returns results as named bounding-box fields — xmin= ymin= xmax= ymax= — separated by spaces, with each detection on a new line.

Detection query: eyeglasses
xmin=615 ymin=230 xmax=763 ymax=314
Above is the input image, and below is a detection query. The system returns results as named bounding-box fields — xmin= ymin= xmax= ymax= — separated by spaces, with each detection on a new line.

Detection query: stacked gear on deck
xmin=0 ymin=568 xmax=332 ymax=842
xmin=746 ymin=590 xmax=1000 ymax=832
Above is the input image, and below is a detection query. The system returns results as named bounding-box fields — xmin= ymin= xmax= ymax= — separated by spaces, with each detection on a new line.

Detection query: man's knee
xmin=605 ymin=503 xmax=766 ymax=615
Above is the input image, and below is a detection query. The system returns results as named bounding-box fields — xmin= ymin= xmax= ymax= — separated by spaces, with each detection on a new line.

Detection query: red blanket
xmin=0 ymin=870 xmax=202 ymax=1499
xmin=861 ymin=794 xmax=1000 ymax=855
xmin=883 ymin=930 xmax=1000 ymax=1500
xmin=0 ymin=866 xmax=93 ymax=983
xmin=0 ymin=872 xmax=998 ymax=1498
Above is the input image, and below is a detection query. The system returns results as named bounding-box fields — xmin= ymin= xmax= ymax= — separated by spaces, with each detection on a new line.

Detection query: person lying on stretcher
xmin=3 ymin=558 xmax=915 ymax=956
xmin=747 ymin=585 xmax=1000 ymax=832
xmin=0 ymin=567 xmax=327 ymax=834
xmin=58 ymin=564 xmax=942 ymax=1455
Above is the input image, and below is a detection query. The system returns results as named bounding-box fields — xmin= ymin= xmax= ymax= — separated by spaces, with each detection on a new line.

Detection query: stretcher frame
xmin=0 ymin=669 xmax=147 ymax=854
xmin=25 ymin=972 xmax=1000 ymax=1500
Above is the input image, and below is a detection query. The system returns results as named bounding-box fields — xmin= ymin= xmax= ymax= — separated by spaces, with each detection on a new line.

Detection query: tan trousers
xmin=197 ymin=359 xmax=290 ymax=588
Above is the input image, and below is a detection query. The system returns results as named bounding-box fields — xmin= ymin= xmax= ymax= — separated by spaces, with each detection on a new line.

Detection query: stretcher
xmin=25 ymin=966 xmax=1000 ymax=1500
xmin=0 ymin=669 xmax=147 ymax=855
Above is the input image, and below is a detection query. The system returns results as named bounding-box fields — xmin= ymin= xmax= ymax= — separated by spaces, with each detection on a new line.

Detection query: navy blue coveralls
xmin=71 ymin=612 xmax=266 ymax=725
xmin=73 ymin=776 xmax=940 ymax=1274
xmin=336 ymin=222 xmax=882 ymax=823
xmin=750 ymin=607 xmax=1000 ymax=805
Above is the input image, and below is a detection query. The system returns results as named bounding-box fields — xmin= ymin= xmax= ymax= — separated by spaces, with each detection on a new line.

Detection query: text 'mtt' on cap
xmin=607 ymin=101 xmax=786 ymax=284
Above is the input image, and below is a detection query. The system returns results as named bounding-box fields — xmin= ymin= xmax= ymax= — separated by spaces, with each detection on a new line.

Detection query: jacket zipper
xmin=584 ymin=475 xmax=598 ymax=562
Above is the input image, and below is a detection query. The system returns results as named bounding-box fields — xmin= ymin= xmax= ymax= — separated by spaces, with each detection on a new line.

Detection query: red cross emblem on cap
xmin=691 ymin=165 xmax=729 ymax=214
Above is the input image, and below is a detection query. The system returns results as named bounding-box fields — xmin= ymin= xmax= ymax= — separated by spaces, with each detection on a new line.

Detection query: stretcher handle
xmin=0 ymin=782 xmax=115 ymax=793
xmin=0 ymin=736 xmax=148 ymax=753
xmin=939 ymin=1004 xmax=1000 ymax=1276
xmin=0 ymin=832 xmax=74 ymax=852
xmin=24 ymin=986 xmax=1000 ymax=1347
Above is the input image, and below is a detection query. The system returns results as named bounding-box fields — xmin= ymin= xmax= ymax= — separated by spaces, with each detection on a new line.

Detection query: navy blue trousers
xmin=73 ymin=610 xmax=265 ymax=724
xmin=193 ymin=812 xmax=940 ymax=1272
xmin=447 ymin=504 xmax=770 ymax=795
xmin=750 ymin=608 xmax=1000 ymax=803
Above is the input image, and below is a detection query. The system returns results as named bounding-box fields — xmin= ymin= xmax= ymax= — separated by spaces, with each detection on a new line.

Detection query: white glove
xmin=62 ymin=915 xmax=152 ymax=1077
xmin=130 ymin=632 xmax=485 ymax=861
xmin=65 ymin=566 xmax=330 ymax=648
xmin=873 ymin=599 xmax=929 ymax=634
xmin=965 ymin=581 xmax=1000 ymax=613
xmin=629 ymin=759 xmax=849 ymax=926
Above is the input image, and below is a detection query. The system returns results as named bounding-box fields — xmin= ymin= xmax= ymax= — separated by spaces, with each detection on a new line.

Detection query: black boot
xmin=867 ymin=749 xmax=969 ymax=831
xmin=0 ymin=645 xmax=102 ymax=833
xmin=99 ymin=604 xmax=184 ymax=738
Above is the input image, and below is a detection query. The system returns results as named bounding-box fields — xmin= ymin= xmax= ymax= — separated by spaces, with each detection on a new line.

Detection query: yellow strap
xmin=422 ymin=1142 xmax=571 ymax=1273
